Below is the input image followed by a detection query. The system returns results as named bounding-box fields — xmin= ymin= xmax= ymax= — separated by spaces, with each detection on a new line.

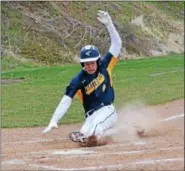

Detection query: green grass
xmin=1 ymin=54 xmax=184 ymax=128
xmin=1 ymin=56 xmax=45 ymax=71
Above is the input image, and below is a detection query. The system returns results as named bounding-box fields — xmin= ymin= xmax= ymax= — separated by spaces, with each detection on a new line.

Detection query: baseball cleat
xmin=69 ymin=132 xmax=87 ymax=143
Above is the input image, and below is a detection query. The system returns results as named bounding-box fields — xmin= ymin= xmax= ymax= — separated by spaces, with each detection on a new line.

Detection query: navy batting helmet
xmin=79 ymin=45 xmax=101 ymax=63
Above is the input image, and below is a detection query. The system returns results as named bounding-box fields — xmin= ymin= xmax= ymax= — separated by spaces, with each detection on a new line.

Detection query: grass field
xmin=1 ymin=54 xmax=184 ymax=128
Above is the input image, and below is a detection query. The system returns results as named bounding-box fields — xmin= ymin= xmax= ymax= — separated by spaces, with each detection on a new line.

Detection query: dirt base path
xmin=2 ymin=99 xmax=184 ymax=170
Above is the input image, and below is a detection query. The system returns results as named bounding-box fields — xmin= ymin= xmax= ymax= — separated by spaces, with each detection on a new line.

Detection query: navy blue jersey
xmin=65 ymin=52 xmax=118 ymax=113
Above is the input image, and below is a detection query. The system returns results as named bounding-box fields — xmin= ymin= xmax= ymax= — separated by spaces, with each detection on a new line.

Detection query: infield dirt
xmin=2 ymin=99 xmax=184 ymax=170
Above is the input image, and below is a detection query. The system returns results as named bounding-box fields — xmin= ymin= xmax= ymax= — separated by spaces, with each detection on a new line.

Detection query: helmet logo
xmin=85 ymin=51 xmax=91 ymax=56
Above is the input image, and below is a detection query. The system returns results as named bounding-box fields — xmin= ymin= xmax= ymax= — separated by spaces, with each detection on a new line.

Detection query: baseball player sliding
xmin=42 ymin=10 xmax=122 ymax=146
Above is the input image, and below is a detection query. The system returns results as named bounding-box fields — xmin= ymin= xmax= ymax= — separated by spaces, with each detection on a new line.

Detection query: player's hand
xmin=42 ymin=120 xmax=58 ymax=133
xmin=97 ymin=10 xmax=113 ymax=26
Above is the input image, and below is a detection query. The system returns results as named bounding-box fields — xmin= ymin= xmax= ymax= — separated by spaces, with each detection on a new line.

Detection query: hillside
xmin=1 ymin=1 xmax=184 ymax=68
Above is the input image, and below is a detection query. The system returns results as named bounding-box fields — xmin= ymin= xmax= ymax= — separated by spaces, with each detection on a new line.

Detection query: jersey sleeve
xmin=101 ymin=52 xmax=118 ymax=86
xmin=65 ymin=75 xmax=82 ymax=99
xmin=101 ymin=52 xmax=118 ymax=71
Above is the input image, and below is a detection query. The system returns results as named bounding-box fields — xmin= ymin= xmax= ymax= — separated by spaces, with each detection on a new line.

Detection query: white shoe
xmin=69 ymin=132 xmax=87 ymax=143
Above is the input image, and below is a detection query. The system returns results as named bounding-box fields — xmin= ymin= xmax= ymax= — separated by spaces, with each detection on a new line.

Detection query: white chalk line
xmin=149 ymin=69 xmax=184 ymax=77
xmin=158 ymin=113 xmax=184 ymax=123
xmin=51 ymin=146 xmax=183 ymax=157
xmin=2 ymin=146 xmax=183 ymax=165
xmin=115 ymin=68 xmax=184 ymax=83
xmin=88 ymin=140 xmax=146 ymax=149
xmin=52 ymin=149 xmax=96 ymax=155
xmin=4 ymin=138 xmax=144 ymax=146
xmin=2 ymin=144 xmax=183 ymax=170
xmin=28 ymin=140 xmax=146 ymax=156
xmin=3 ymin=137 xmax=68 ymax=145
xmin=2 ymin=140 xmax=146 ymax=157
xmin=22 ymin=158 xmax=184 ymax=171
xmin=2 ymin=159 xmax=26 ymax=165
xmin=131 ymin=158 xmax=184 ymax=165
xmin=3 ymin=145 xmax=182 ymax=162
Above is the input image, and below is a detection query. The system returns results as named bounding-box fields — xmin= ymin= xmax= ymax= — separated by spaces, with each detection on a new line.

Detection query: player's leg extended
xmin=69 ymin=104 xmax=117 ymax=145
xmin=81 ymin=104 xmax=117 ymax=140
xmin=92 ymin=105 xmax=117 ymax=139
xmin=69 ymin=111 xmax=96 ymax=143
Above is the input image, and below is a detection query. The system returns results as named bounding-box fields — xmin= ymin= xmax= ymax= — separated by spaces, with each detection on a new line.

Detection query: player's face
xmin=84 ymin=61 xmax=97 ymax=74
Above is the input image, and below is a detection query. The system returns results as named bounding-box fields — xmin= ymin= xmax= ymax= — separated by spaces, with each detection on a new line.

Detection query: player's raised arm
xmin=97 ymin=10 xmax=122 ymax=58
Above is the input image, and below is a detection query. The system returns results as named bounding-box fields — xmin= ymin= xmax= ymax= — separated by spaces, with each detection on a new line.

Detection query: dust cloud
xmin=110 ymin=101 xmax=165 ymax=142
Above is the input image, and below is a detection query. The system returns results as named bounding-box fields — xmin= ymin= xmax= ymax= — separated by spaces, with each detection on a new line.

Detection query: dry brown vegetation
xmin=1 ymin=1 xmax=184 ymax=65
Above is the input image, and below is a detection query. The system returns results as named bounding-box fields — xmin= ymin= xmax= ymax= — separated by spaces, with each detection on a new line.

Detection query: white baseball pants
xmin=80 ymin=104 xmax=117 ymax=139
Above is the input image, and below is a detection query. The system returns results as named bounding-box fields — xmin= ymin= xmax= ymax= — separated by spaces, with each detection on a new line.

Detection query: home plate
xmin=52 ymin=149 xmax=97 ymax=155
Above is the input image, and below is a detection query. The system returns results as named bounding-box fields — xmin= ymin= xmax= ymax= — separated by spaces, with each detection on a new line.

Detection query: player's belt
xmin=85 ymin=102 xmax=111 ymax=118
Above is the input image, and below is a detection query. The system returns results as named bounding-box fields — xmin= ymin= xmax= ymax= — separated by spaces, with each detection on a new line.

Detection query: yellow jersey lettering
xmin=85 ymin=73 xmax=105 ymax=95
